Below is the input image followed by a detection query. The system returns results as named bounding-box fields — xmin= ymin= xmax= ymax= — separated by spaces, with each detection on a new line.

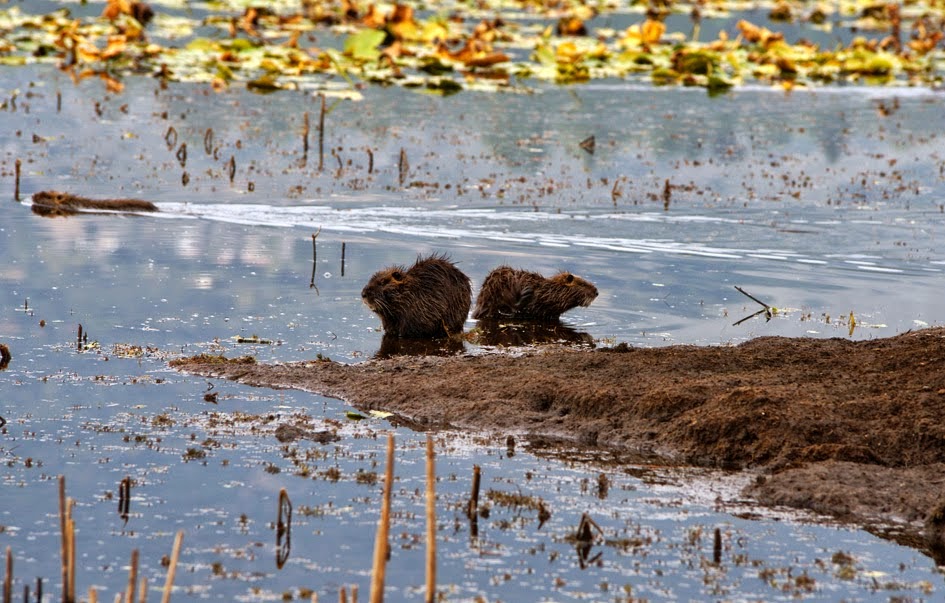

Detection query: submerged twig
xmin=732 ymin=286 xmax=773 ymax=326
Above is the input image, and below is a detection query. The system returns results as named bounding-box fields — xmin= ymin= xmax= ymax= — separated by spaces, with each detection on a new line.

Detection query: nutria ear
xmin=390 ymin=271 xmax=405 ymax=283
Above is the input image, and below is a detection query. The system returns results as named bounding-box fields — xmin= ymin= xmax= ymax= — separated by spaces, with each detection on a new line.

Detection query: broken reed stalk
xmin=467 ymin=465 xmax=480 ymax=519
xmin=3 ymin=545 xmax=11 ymax=603
xmin=159 ymin=531 xmax=184 ymax=603
xmin=302 ymin=111 xmax=310 ymax=160
xmin=125 ymin=549 xmax=138 ymax=603
xmin=310 ymin=227 xmax=322 ymax=289
xmin=398 ymin=149 xmax=408 ymax=187
xmin=318 ymin=94 xmax=326 ymax=172
xmin=138 ymin=577 xmax=147 ymax=603
xmin=341 ymin=242 xmax=346 ymax=277
xmin=88 ymin=588 xmax=97 ymax=603
xmin=369 ymin=434 xmax=395 ymax=603
xmin=339 ymin=586 xmax=347 ymax=603
xmin=67 ymin=501 xmax=75 ymax=603
xmin=58 ymin=476 xmax=70 ymax=603
xmin=351 ymin=585 xmax=358 ymax=603
xmin=14 ymin=158 xmax=20 ymax=202
xmin=424 ymin=436 xmax=436 ymax=603
xmin=713 ymin=527 xmax=722 ymax=565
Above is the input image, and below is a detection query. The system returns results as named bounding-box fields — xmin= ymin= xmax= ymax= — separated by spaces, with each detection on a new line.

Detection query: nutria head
xmin=361 ymin=254 xmax=472 ymax=338
xmin=534 ymin=271 xmax=599 ymax=318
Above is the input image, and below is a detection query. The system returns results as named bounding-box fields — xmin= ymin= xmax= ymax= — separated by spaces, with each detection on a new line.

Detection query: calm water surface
xmin=1 ymin=64 xmax=944 ymax=600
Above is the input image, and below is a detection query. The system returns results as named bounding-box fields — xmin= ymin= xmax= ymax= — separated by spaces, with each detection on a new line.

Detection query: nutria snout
xmin=362 ymin=254 xmax=472 ymax=338
xmin=472 ymin=266 xmax=598 ymax=321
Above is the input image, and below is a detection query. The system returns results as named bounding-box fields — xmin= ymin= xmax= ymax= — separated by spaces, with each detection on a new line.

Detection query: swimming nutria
xmin=31 ymin=191 xmax=158 ymax=217
xmin=472 ymin=266 xmax=598 ymax=321
xmin=361 ymin=254 xmax=472 ymax=338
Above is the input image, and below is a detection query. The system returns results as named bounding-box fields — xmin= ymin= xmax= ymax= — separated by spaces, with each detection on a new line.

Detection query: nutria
xmin=472 ymin=266 xmax=598 ymax=321
xmin=31 ymin=191 xmax=158 ymax=217
xmin=361 ymin=254 xmax=472 ymax=338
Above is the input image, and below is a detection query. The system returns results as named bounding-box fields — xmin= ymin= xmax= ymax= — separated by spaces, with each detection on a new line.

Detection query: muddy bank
xmin=171 ymin=328 xmax=945 ymax=560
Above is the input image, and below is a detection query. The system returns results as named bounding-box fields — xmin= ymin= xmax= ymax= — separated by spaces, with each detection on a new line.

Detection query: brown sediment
xmin=30 ymin=191 xmax=158 ymax=217
xmin=170 ymin=328 xmax=945 ymax=560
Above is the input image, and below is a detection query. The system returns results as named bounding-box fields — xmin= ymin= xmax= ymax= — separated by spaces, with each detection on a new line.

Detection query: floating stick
xmin=662 ymin=178 xmax=672 ymax=211
xmin=369 ymin=434 xmax=394 ymax=603
xmin=14 ymin=158 xmax=20 ymax=202
xmin=732 ymin=286 xmax=773 ymax=326
xmin=77 ymin=325 xmax=83 ymax=352
xmin=318 ymin=95 xmax=325 ymax=172
xmin=425 ymin=436 xmax=436 ymax=603
xmin=341 ymin=243 xmax=346 ymax=277
xmin=227 ymin=156 xmax=236 ymax=184
xmin=57 ymin=91 xmax=62 ymax=113
xmin=159 ymin=531 xmax=183 ymax=603
xmin=125 ymin=549 xmax=138 ymax=603
xmin=366 ymin=149 xmax=373 ymax=174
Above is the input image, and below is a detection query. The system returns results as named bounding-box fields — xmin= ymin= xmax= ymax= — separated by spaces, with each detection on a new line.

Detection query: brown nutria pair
xmin=361 ymin=254 xmax=472 ymax=338
xmin=472 ymin=266 xmax=598 ymax=322
xmin=362 ymin=255 xmax=598 ymax=339
xmin=31 ymin=191 xmax=158 ymax=217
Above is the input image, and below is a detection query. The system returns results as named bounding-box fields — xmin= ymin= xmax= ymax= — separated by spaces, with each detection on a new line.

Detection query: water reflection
xmin=474 ymin=319 xmax=595 ymax=348
xmin=374 ymin=334 xmax=466 ymax=358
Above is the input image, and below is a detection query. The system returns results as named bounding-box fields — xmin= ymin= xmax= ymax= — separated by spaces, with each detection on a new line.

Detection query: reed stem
xmin=159 ymin=531 xmax=183 ymax=603
xmin=425 ymin=436 xmax=436 ymax=603
xmin=369 ymin=435 xmax=394 ymax=603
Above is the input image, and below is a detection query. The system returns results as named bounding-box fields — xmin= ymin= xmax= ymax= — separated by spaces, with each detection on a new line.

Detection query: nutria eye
xmin=391 ymin=271 xmax=404 ymax=283
xmin=564 ymin=274 xmax=574 ymax=285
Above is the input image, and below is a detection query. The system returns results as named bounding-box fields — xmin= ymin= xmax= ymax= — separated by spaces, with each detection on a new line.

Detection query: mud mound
xmin=171 ymin=328 xmax=945 ymax=559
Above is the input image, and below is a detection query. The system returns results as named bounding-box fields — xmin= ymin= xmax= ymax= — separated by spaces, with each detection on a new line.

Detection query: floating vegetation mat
xmin=2 ymin=0 xmax=945 ymax=94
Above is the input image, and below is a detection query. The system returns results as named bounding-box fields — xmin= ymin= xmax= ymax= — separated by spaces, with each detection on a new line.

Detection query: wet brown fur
xmin=361 ymin=254 xmax=472 ymax=338
xmin=473 ymin=266 xmax=598 ymax=321
xmin=31 ymin=191 xmax=158 ymax=217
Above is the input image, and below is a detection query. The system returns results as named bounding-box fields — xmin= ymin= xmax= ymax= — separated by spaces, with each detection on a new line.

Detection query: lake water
xmin=2 ymin=60 xmax=945 ymax=601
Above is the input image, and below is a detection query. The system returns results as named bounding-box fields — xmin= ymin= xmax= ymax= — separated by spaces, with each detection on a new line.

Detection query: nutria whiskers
xmin=361 ymin=254 xmax=472 ymax=338
xmin=31 ymin=191 xmax=158 ymax=217
xmin=472 ymin=266 xmax=598 ymax=321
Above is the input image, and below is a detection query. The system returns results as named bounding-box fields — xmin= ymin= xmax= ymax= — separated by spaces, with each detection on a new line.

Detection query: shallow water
xmin=2 ymin=62 xmax=945 ymax=601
